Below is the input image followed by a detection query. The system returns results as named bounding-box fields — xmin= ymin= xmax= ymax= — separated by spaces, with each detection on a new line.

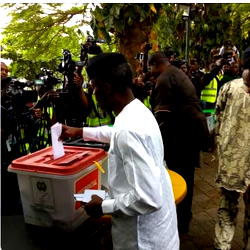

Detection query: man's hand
xmin=59 ymin=125 xmax=83 ymax=141
xmin=82 ymin=195 xmax=104 ymax=218
xmin=73 ymin=72 xmax=83 ymax=88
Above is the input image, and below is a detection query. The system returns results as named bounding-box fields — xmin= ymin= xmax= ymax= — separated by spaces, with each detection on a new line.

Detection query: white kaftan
xmin=83 ymin=98 xmax=179 ymax=250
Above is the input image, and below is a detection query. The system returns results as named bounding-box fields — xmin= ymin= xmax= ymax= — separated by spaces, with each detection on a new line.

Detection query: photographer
xmin=1 ymin=62 xmax=12 ymax=162
xmin=57 ymin=49 xmax=92 ymax=127
xmin=1 ymin=63 xmax=33 ymax=215
xmin=219 ymin=40 xmax=240 ymax=64
xmin=1 ymin=75 xmax=39 ymax=156
xmin=60 ymin=35 xmax=114 ymax=127
xmin=32 ymin=68 xmax=61 ymax=122
xmin=133 ymin=43 xmax=155 ymax=109
xmin=70 ymin=66 xmax=114 ymax=127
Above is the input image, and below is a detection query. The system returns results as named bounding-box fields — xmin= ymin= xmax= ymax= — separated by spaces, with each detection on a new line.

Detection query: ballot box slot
xmin=54 ymin=151 xmax=90 ymax=165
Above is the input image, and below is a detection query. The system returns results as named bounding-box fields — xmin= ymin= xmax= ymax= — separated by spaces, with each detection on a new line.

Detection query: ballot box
xmin=63 ymin=137 xmax=110 ymax=151
xmin=63 ymin=138 xmax=109 ymax=190
xmin=8 ymin=146 xmax=107 ymax=231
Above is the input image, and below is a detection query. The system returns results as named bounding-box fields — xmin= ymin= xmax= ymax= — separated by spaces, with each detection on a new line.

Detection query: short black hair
xmin=148 ymin=52 xmax=168 ymax=66
xmin=86 ymin=53 xmax=133 ymax=92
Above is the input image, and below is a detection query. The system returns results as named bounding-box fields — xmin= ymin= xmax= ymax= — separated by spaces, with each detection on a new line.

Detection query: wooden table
xmin=167 ymin=169 xmax=187 ymax=204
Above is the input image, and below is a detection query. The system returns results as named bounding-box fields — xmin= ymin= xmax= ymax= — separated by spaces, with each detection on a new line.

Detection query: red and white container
xmin=8 ymin=146 xmax=107 ymax=231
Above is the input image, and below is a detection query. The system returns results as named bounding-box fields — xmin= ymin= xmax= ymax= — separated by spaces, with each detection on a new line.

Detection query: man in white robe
xmin=60 ymin=53 xmax=179 ymax=250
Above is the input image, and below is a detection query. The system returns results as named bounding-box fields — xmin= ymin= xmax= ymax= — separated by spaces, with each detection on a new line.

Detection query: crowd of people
xmin=1 ymin=40 xmax=249 ymax=250
xmin=133 ymin=40 xmax=242 ymax=113
xmin=130 ymin=42 xmax=249 ymax=250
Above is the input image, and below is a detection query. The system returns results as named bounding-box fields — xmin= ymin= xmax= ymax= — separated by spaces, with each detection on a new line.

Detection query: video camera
xmin=55 ymin=35 xmax=104 ymax=126
xmin=57 ymin=35 xmax=104 ymax=81
xmin=34 ymin=67 xmax=61 ymax=89
xmin=136 ymin=44 xmax=152 ymax=61
xmin=136 ymin=43 xmax=152 ymax=73
xmin=80 ymin=35 xmax=104 ymax=66
xmin=2 ymin=78 xmax=37 ymax=112
xmin=57 ymin=49 xmax=76 ymax=79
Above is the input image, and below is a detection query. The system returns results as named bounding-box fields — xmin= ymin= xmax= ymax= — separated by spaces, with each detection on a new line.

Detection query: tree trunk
xmin=117 ymin=21 xmax=152 ymax=75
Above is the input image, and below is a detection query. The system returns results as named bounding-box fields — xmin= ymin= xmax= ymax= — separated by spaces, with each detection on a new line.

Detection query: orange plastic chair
xmin=167 ymin=169 xmax=187 ymax=205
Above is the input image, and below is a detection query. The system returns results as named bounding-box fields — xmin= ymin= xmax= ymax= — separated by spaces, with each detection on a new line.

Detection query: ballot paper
xmin=51 ymin=122 xmax=65 ymax=159
xmin=74 ymin=189 xmax=106 ymax=203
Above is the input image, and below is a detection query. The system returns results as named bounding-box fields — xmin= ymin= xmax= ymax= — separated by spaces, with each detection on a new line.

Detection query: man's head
xmin=86 ymin=53 xmax=133 ymax=111
xmin=222 ymin=61 xmax=231 ymax=74
xmin=224 ymin=39 xmax=233 ymax=48
xmin=180 ymin=61 xmax=188 ymax=74
xmin=229 ymin=61 xmax=240 ymax=76
xmin=163 ymin=47 xmax=176 ymax=62
xmin=1 ymin=62 xmax=9 ymax=79
xmin=148 ymin=52 xmax=170 ymax=79
xmin=189 ymin=58 xmax=199 ymax=72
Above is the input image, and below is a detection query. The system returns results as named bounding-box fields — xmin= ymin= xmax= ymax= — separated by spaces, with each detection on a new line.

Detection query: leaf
xmin=128 ymin=17 xmax=133 ymax=25
xmin=149 ymin=4 xmax=157 ymax=14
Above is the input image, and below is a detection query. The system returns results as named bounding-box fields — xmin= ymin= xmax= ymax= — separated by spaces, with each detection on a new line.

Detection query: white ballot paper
xmin=74 ymin=189 xmax=106 ymax=203
xmin=51 ymin=122 xmax=65 ymax=159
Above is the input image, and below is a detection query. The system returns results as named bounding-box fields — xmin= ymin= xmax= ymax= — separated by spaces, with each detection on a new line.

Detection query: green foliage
xmin=90 ymin=3 xmax=160 ymax=72
xmin=2 ymin=3 xmax=88 ymax=56
xmin=153 ymin=4 xmax=185 ymax=56
xmin=154 ymin=3 xmax=250 ymax=65
xmin=8 ymin=59 xmax=60 ymax=81
xmin=1 ymin=3 xmax=88 ymax=78
xmin=189 ymin=3 xmax=250 ymax=64
xmin=232 ymin=3 xmax=250 ymax=37
xmin=1 ymin=3 xmax=249 ymax=78
xmin=91 ymin=3 xmax=159 ymax=43
xmin=1 ymin=3 xmax=118 ymax=79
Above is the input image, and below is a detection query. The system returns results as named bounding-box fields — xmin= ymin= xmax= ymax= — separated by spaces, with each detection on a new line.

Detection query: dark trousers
xmin=170 ymin=165 xmax=195 ymax=233
xmin=164 ymin=144 xmax=199 ymax=234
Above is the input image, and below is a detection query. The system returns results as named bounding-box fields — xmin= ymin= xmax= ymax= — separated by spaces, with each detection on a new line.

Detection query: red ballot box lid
xmin=8 ymin=146 xmax=107 ymax=176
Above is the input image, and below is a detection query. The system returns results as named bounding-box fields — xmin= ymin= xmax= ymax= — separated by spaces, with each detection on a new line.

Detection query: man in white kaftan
xmin=60 ymin=53 xmax=179 ymax=250
xmin=83 ymin=99 xmax=179 ymax=250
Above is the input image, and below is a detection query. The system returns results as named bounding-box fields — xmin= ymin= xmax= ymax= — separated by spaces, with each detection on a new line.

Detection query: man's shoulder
xmin=230 ymin=77 xmax=243 ymax=84
xmin=224 ymin=77 xmax=243 ymax=88
xmin=220 ymin=77 xmax=243 ymax=95
xmin=158 ymin=65 xmax=184 ymax=81
xmin=167 ymin=65 xmax=181 ymax=74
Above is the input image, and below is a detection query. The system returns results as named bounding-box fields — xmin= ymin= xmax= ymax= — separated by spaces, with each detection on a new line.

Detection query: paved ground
xmin=1 ymin=152 xmax=245 ymax=250
xmin=180 ymin=152 xmax=245 ymax=250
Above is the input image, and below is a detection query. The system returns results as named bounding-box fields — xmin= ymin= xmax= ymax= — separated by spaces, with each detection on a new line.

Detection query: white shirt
xmin=83 ymin=99 xmax=179 ymax=250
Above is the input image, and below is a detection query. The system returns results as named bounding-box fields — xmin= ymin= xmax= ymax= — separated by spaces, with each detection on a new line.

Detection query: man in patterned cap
xmin=214 ymin=47 xmax=250 ymax=250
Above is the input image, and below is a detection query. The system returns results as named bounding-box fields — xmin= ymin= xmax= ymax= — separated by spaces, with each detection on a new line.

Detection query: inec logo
xmin=36 ymin=181 xmax=47 ymax=192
